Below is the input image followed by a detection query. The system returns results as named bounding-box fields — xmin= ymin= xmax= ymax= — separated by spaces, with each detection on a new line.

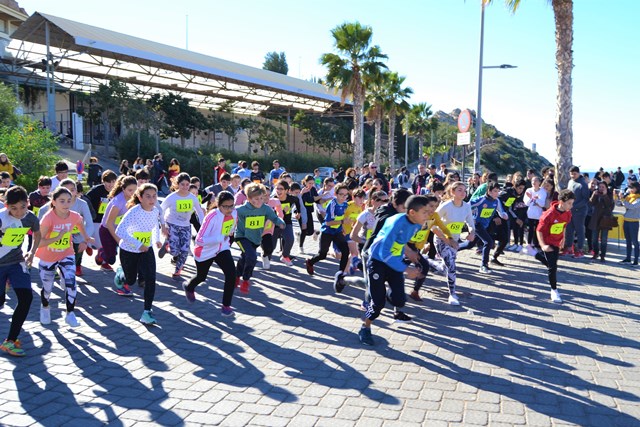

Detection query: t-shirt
xmin=87 ymin=184 xmax=110 ymax=223
xmin=36 ymin=210 xmax=83 ymax=263
xmin=101 ymin=192 xmax=128 ymax=228
xmin=160 ymin=191 xmax=205 ymax=227
xmin=356 ymin=209 xmax=376 ymax=242
xmin=0 ymin=209 xmax=39 ymax=267
xmin=436 ymin=200 xmax=475 ymax=240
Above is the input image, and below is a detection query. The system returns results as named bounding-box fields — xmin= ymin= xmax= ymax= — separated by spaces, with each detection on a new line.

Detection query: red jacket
xmin=537 ymin=201 xmax=572 ymax=247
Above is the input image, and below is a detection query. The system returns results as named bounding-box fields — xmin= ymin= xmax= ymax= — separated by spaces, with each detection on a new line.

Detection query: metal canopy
xmin=6 ymin=12 xmax=351 ymax=117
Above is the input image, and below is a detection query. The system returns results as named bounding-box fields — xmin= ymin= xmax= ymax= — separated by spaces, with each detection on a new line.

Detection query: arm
xmin=195 ymin=211 xmax=227 ymax=247
xmin=80 ymin=202 xmax=95 ymax=239
xmin=193 ymin=194 xmax=205 ymax=223
xmin=350 ymin=219 xmax=364 ymax=244
xmin=105 ymin=205 xmax=121 ymax=242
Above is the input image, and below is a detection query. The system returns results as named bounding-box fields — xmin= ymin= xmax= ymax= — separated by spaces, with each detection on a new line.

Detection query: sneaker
xmin=40 ymin=306 xmax=51 ymax=325
xmin=299 ymin=247 xmax=305 ymax=255
xmin=515 ymin=245 xmax=523 ymax=252
xmin=619 ymin=258 xmax=631 ymax=264
xmin=183 ymin=283 xmax=195 ymax=304
xmin=448 ymin=294 xmax=461 ymax=306
xmin=65 ymin=312 xmax=81 ymax=327
xmin=490 ymin=258 xmax=504 ymax=267
xmin=114 ymin=267 xmax=126 ymax=288
xmin=281 ymin=256 xmax=293 ymax=267
xmin=393 ymin=311 xmax=412 ymax=323
xmin=170 ymin=256 xmax=177 ymax=265
xmin=409 ymin=290 xmax=423 ymax=302
xmin=572 ymin=250 xmax=584 ymax=259
xmin=560 ymin=247 xmax=574 ymax=256
xmin=140 ymin=310 xmax=157 ymax=325
xmin=358 ymin=326 xmax=374 ymax=346
xmin=522 ymin=244 xmax=538 ymax=256
xmin=479 ymin=265 xmax=493 ymax=274
xmin=221 ymin=305 xmax=234 ymax=317
xmin=172 ymin=269 xmax=183 ymax=279
xmin=313 ymin=231 xmax=319 ymax=241
xmin=550 ymin=289 xmax=563 ymax=303
xmin=0 ymin=340 xmax=25 ymax=357
xmin=240 ymin=279 xmax=250 ymax=295
xmin=115 ymin=284 xmax=133 ymax=297
xmin=261 ymin=256 xmax=270 ymax=270
xmin=305 ymin=259 xmax=314 ymax=275
xmin=158 ymin=242 xmax=169 ymax=258
xmin=100 ymin=263 xmax=114 ymax=272
xmin=333 ymin=271 xmax=346 ymax=293
xmin=94 ymin=253 xmax=104 ymax=266
xmin=75 ymin=266 xmax=83 ymax=276
xmin=85 ymin=246 xmax=93 ymax=256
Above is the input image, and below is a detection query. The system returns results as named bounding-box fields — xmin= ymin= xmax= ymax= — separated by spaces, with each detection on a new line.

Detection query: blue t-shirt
xmin=369 ymin=213 xmax=421 ymax=272
xmin=321 ymin=199 xmax=348 ymax=235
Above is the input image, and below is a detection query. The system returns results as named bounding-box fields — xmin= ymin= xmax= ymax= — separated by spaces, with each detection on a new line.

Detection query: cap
xmin=428 ymin=164 xmax=436 ymax=169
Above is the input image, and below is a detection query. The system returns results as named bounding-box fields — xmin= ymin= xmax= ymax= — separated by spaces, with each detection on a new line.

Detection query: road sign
xmin=458 ymin=109 xmax=472 ymax=133
xmin=457 ymin=132 xmax=471 ymax=146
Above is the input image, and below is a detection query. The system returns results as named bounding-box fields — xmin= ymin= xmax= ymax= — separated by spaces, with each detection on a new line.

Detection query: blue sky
xmin=19 ymin=0 xmax=640 ymax=171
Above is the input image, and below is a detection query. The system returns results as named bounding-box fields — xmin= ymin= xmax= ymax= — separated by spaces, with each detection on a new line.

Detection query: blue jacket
xmin=369 ymin=213 xmax=422 ymax=272
xmin=321 ymin=199 xmax=348 ymax=235
xmin=470 ymin=195 xmax=505 ymax=229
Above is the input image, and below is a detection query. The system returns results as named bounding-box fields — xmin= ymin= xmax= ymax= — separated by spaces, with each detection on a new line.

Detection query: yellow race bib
xmin=447 ymin=222 xmax=464 ymax=234
xmin=366 ymin=229 xmax=373 ymax=239
xmin=176 ymin=199 xmax=193 ymax=213
xmin=1 ymin=227 xmax=29 ymax=247
xmin=221 ymin=218 xmax=234 ymax=236
xmin=49 ymin=231 xmax=71 ymax=250
xmin=281 ymin=203 xmax=291 ymax=215
xmin=245 ymin=216 xmax=265 ymax=229
xmin=133 ymin=231 xmax=152 ymax=246
xmin=98 ymin=201 xmax=108 ymax=214
xmin=115 ymin=215 xmax=123 ymax=225
xmin=410 ymin=229 xmax=428 ymax=244
xmin=480 ymin=208 xmax=494 ymax=218
xmin=504 ymin=197 xmax=516 ymax=208
xmin=330 ymin=214 xmax=344 ymax=229
xmin=390 ymin=241 xmax=404 ymax=257
xmin=32 ymin=207 xmax=40 ymax=217
xmin=550 ymin=222 xmax=566 ymax=235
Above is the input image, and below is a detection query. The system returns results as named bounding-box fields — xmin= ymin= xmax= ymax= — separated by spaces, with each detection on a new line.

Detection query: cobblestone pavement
xmin=1 ymin=222 xmax=639 ymax=426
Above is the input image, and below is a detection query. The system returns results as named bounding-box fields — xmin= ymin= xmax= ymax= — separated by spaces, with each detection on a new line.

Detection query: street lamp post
xmin=474 ymin=2 xmax=516 ymax=173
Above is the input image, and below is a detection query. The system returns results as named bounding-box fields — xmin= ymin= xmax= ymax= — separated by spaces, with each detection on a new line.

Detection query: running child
xmin=27 ymin=176 xmax=51 ymax=251
xmin=299 ymin=175 xmax=320 ymax=253
xmin=272 ymin=179 xmax=301 ymax=266
xmin=467 ymin=181 xmax=508 ymax=273
xmin=0 ymin=186 xmax=40 ymax=356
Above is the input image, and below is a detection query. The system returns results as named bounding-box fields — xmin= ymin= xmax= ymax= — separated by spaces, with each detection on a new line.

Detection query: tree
xmin=238 ymin=117 xmax=260 ymax=153
xmin=148 ymin=93 xmax=206 ymax=148
xmin=263 ymin=51 xmax=289 ymax=75
xmin=488 ymin=0 xmax=574 ymax=188
xmin=320 ymin=21 xmax=387 ymax=167
xmin=402 ymin=103 xmax=433 ymax=164
xmin=365 ymin=73 xmax=386 ymax=166
xmin=383 ymin=71 xmax=413 ymax=170
xmin=0 ymin=84 xmax=19 ymax=129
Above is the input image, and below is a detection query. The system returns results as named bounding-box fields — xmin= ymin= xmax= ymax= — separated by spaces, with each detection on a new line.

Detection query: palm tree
xmin=402 ymin=103 xmax=433 ymax=164
xmin=383 ymin=71 xmax=413 ymax=170
xmin=488 ymin=0 xmax=574 ymax=188
xmin=365 ymin=73 xmax=386 ymax=166
xmin=320 ymin=22 xmax=387 ymax=167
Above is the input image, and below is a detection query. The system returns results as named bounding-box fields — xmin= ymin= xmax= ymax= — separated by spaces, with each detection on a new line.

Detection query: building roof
xmin=6 ymin=12 xmax=351 ymax=116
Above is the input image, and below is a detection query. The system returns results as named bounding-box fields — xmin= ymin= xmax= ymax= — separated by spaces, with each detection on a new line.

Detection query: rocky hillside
xmin=436 ymin=109 xmax=552 ymax=175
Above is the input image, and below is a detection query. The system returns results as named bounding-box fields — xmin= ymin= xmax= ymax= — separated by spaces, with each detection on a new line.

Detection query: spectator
xmin=426 ymin=164 xmax=444 ymax=185
xmin=0 ymin=153 xmax=20 ymax=182
xmin=213 ymin=158 xmax=227 ymax=185
xmin=236 ymin=161 xmax=251 ymax=180
xmin=563 ymin=166 xmax=590 ymax=258
xmin=119 ymin=159 xmax=130 ymax=176
xmin=86 ymin=157 xmax=104 ymax=187
xmin=50 ymin=160 xmax=69 ymax=191
xmin=359 ymin=162 xmax=389 ymax=191
xmin=269 ymin=160 xmax=285 ymax=187
xmin=412 ymin=164 xmax=429 ymax=195
xmin=613 ymin=167 xmax=625 ymax=189
xmin=168 ymin=158 xmax=180 ymax=180
xmin=205 ymin=173 xmax=232 ymax=197
xmin=132 ymin=157 xmax=144 ymax=172
xmin=396 ymin=166 xmax=410 ymax=189
xmin=152 ymin=154 xmax=167 ymax=189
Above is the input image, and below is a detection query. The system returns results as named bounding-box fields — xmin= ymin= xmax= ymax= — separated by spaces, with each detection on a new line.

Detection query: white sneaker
xmin=261 ymin=256 xmax=270 ymax=270
xmin=515 ymin=245 xmax=523 ymax=252
xmin=40 ymin=306 xmax=51 ymax=325
xmin=65 ymin=312 xmax=81 ymax=327
xmin=448 ymin=294 xmax=460 ymax=306
xmin=479 ymin=266 xmax=493 ymax=274
xmin=550 ymin=289 xmax=563 ymax=303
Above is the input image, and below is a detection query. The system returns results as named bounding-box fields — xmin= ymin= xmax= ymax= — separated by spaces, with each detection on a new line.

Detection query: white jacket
xmin=193 ymin=209 xmax=237 ymax=261
xmin=524 ymin=187 xmax=547 ymax=220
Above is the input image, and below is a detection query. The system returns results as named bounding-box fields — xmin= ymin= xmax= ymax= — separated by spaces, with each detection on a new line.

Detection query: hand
xmin=278 ymin=223 xmax=285 ymax=230
xmin=421 ymin=243 xmax=431 ymax=254
xmin=493 ymin=217 xmax=502 ymax=225
xmin=24 ymin=252 xmax=34 ymax=269
xmin=155 ymin=241 xmax=163 ymax=249
xmin=86 ymin=237 xmax=95 ymax=246
xmin=516 ymin=219 xmax=524 ymax=227
xmin=467 ymin=232 xmax=476 ymax=242
xmin=140 ymin=245 xmax=149 ymax=252
xmin=542 ymin=244 xmax=553 ymax=252
xmin=405 ymin=265 xmax=423 ymax=280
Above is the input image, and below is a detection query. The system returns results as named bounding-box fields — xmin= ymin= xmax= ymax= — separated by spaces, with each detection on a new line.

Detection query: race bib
xmin=115 ymin=215 xmax=123 ymax=225
xmin=1 ymin=227 xmax=29 ymax=247
xmin=49 ymin=231 xmax=71 ymax=250
xmin=133 ymin=231 xmax=151 ymax=246
xmin=176 ymin=199 xmax=193 ymax=213
xmin=550 ymin=222 xmax=566 ymax=235
xmin=221 ymin=218 xmax=234 ymax=236
xmin=304 ymin=202 xmax=314 ymax=207
xmin=447 ymin=222 xmax=464 ymax=234
xmin=252 ymin=179 xmax=262 ymax=184
xmin=32 ymin=207 xmax=40 ymax=217
xmin=366 ymin=229 xmax=373 ymax=239
xmin=330 ymin=214 xmax=344 ymax=229
xmin=245 ymin=216 xmax=265 ymax=229
xmin=410 ymin=229 xmax=428 ymax=244
xmin=390 ymin=241 xmax=404 ymax=257
xmin=504 ymin=197 xmax=516 ymax=208
xmin=281 ymin=203 xmax=291 ymax=215
xmin=197 ymin=194 xmax=202 ymax=204
xmin=72 ymin=225 xmax=80 ymax=234
xmin=98 ymin=201 xmax=108 ymax=214
xmin=480 ymin=208 xmax=494 ymax=218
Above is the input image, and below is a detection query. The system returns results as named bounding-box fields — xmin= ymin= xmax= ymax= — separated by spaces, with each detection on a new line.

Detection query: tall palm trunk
xmin=418 ymin=135 xmax=425 ymax=163
xmin=388 ymin=107 xmax=396 ymax=170
xmin=373 ymin=117 xmax=382 ymax=166
xmin=353 ymin=91 xmax=365 ymax=167
xmin=553 ymin=0 xmax=574 ymax=189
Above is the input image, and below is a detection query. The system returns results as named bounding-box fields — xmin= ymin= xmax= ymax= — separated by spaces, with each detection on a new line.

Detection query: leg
xmin=309 ymin=232 xmax=331 ymax=265
xmin=475 ymin=226 xmax=494 ymax=267
xmin=119 ymin=249 xmax=140 ymax=287
xmin=186 ymin=257 xmax=215 ymax=292
xmin=333 ymin=233 xmax=350 ymax=272
xmin=214 ymin=250 xmax=237 ymax=307
xmin=282 ymin=223 xmax=294 ymax=258
xmin=624 ymin=221 xmax=633 ymax=260
xmin=236 ymin=239 xmax=257 ymax=280
xmin=573 ymin=211 xmax=587 ymax=252
xmin=600 ymin=228 xmax=608 ymax=258
xmin=364 ymin=259 xmax=388 ymax=322
xmin=38 ymin=260 xmax=57 ymax=308
xmin=5 ymin=265 xmax=33 ymax=342
xmin=436 ymin=238 xmax=458 ymax=295
xmin=261 ymin=234 xmax=274 ymax=258
xmin=58 ymin=256 xmax=77 ymax=312
xmin=141 ymin=249 xmax=157 ymax=311
xmin=99 ymin=226 xmax=118 ymax=265
xmin=592 ymin=228 xmax=600 ymax=257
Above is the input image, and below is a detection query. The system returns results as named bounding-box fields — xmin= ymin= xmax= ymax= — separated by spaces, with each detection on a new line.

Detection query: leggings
xmin=511 ymin=217 xmax=525 ymax=246
xmin=261 ymin=234 xmax=274 ymax=258
xmin=623 ymin=220 xmax=639 ymax=261
xmin=309 ymin=231 xmax=349 ymax=272
xmin=120 ymin=248 xmax=156 ymax=311
xmin=527 ymin=219 xmax=540 ymax=247
xmin=98 ymin=226 xmax=119 ymax=265
xmin=435 ymin=237 xmax=458 ymax=295
xmin=299 ymin=208 xmax=315 ymax=247
xmin=186 ymin=250 xmax=236 ymax=307
xmin=39 ymin=255 xmax=77 ymax=312
xmin=167 ymin=223 xmax=192 ymax=271
xmin=535 ymin=246 xmax=560 ymax=290
xmin=0 ymin=264 xmax=33 ymax=342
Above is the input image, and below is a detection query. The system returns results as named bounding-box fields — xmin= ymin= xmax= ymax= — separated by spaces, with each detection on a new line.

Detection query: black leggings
xmin=527 ymin=219 xmax=540 ymax=247
xmin=309 ymin=231 xmax=349 ymax=272
xmin=186 ymin=250 xmax=236 ymax=307
xmin=7 ymin=288 xmax=33 ymax=342
xmin=120 ymin=248 xmax=157 ymax=311
xmin=261 ymin=234 xmax=274 ymax=258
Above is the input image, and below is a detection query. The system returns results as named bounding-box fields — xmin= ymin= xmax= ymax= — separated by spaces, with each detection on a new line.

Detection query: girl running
xmin=36 ymin=187 xmax=94 ymax=327
xmin=272 ymin=179 xmax=301 ymax=266
xmin=183 ymin=191 xmax=238 ymax=316
xmin=115 ymin=183 xmax=163 ymax=324
xmin=299 ymin=175 xmax=319 ymax=253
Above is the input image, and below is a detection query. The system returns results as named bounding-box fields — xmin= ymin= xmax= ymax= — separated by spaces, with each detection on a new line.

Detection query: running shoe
xmin=261 ymin=256 xmax=270 ymax=270
xmin=393 ymin=311 xmax=412 ymax=323
xmin=358 ymin=326 xmax=374 ymax=346
xmin=183 ymin=283 xmax=195 ymax=304
xmin=0 ymin=340 xmax=25 ymax=357
xmin=572 ymin=250 xmax=585 ymax=259
xmin=172 ymin=269 xmax=183 ymax=279
xmin=479 ymin=265 xmax=493 ymax=274
xmin=515 ymin=245 xmax=523 ymax=252
xmin=633 ymin=260 xmax=639 ymax=266
xmin=550 ymin=289 xmax=563 ymax=303
xmin=75 ymin=266 xmax=83 ymax=277
xmin=221 ymin=305 xmax=234 ymax=317
xmin=619 ymin=258 xmax=631 ymax=264
xmin=305 ymin=259 xmax=314 ymax=275
xmin=40 ymin=306 xmax=51 ymax=325
xmin=299 ymin=247 xmax=305 ymax=255
xmin=409 ymin=290 xmax=423 ymax=302
xmin=100 ymin=263 xmax=114 ymax=272
xmin=281 ymin=256 xmax=293 ymax=266
xmin=240 ymin=279 xmax=250 ymax=295
xmin=85 ymin=246 xmax=93 ymax=256
xmin=448 ymin=294 xmax=461 ymax=306
xmin=65 ymin=312 xmax=81 ymax=327
xmin=333 ymin=271 xmax=346 ymax=293
xmin=115 ymin=284 xmax=133 ymax=297
xmin=490 ymin=258 xmax=504 ymax=267
xmin=560 ymin=247 xmax=573 ymax=256
xmin=94 ymin=252 xmax=104 ymax=266
xmin=140 ymin=310 xmax=157 ymax=325
xmin=114 ymin=267 xmax=126 ymax=288
xmin=158 ymin=242 xmax=169 ymax=259
xmin=506 ymin=244 xmax=517 ymax=252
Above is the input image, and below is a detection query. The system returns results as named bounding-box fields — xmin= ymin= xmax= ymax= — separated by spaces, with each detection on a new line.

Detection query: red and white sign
xmin=458 ymin=109 xmax=472 ymax=133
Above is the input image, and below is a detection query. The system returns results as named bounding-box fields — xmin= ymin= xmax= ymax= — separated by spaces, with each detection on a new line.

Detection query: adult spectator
xmin=524 ymin=168 xmax=537 ymax=189
xmin=269 ymin=160 xmax=285 ymax=187
xmin=426 ymin=164 xmax=444 ymax=185
xmin=0 ymin=153 xmax=20 ymax=182
xmin=629 ymin=169 xmax=638 ymax=183
xmin=396 ymin=166 xmax=410 ymax=189
xmin=152 ymin=153 xmax=167 ymax=188
xmin=412 ymin=164 xmax=429 ymax=195
xmin=612 ymin=167 xmax=625 ymax=189
xmin=343 ymin=167 xmax=359 ymax=190
xmin=438 ymin=163 xmax=448 ymax=178
xmin=50 ymin=160 xmax=69 ymax=191
xmin=168 ymin=158 xmax=181 ymax=180
xmin=86 ymin=157 xmax=104 ymax=187
xmin=213 ymin=157 xmax=227 ymax=185
xmin=563 ymin=165 xmax=590 ymax=258
xmin=119 ymin=159 xmax=130 ymax=176
xmin=358 ymin=162 xmax=388 ymax=191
